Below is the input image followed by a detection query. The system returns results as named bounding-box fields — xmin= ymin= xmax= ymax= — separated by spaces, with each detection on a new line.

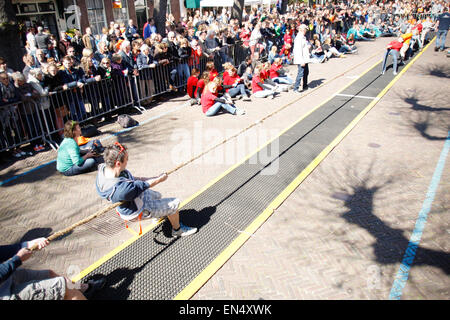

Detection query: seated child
xmin=186 ymin=67 xmax=200 ymax=105
xmin=201 ymin=81 xmax=245 ymax=116
xmin=95 ymin=142 xmax=197 ymax=237
xmin=252 ymin=64 xmax=276 ymax=99
xmin=222 ymin=66 xmax=251 ymax=101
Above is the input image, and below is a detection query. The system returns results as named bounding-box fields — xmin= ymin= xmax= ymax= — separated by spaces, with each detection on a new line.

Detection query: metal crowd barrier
xmin=0 ymin=100 xmax=50 ymax=153
xmin=1 ymin=42 xmax=251 ymax=154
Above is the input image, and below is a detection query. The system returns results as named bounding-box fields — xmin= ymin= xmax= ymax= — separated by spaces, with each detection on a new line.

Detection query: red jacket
xmin=201 ymin=89 xmax=217 ymax=113
xmin=195 ymin=79 xmax=206 ymax=97
xmin=251 ymin=74 xmax=263 ymax=93
xmin=208 ymin=69 xmax=218 ymax=82
xmin=269 ymin=64 xmax=282 ymax=79
xmin=223 ymin=73 xmax=241 ymax=92
xmin=388 ymin=40 xmax=403 ymax=51
xmin=187 ymin=75 xmax=198 ymax=98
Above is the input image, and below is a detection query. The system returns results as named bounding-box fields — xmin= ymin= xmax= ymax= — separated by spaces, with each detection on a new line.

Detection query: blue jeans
xmin=272 ymin=76 xmax=293 ymax=85
xmin=436 ymin=30 xmax=448 ymax=50
xmin=61 ymin=157 xmax=99 ymax=176
xmin=293 ymin=63 xmax=309 ymax=91
xmin=177 ymin=63 xmax=190 ymax=85
xmin=228 ymin=84 xmax=248 ymax=97
xmin=68 ymin=99 xmax=86 ymax=122
xmin=381 ymin=49 xmax=399 ymax=73
xmin=205 ymin=102 xmax=236 ymax=116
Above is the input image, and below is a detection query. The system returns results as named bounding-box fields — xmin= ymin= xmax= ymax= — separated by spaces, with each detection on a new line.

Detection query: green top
xmin=56 ymin=138 xmax=84 ymax=172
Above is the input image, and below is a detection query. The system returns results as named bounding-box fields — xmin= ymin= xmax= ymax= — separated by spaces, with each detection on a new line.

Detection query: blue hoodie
xmin=95 ymin=163 xmax=149 ymax=220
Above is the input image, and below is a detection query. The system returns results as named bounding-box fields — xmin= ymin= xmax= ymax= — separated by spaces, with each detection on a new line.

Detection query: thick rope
xmin=30 ymin=49 xmax=383 ymax=251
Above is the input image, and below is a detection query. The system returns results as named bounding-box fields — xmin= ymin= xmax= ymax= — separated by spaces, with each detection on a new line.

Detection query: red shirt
xmin=223 ymin=70 xmax=230 ymax=84
xmin=195 ymin=79 xmax=206 ymax=97
xmin=388 ymin=40 xmax=403 ymax=51
xmin=187 ymin=75 xmax=198 ymax=98
xmin=413 ymin=23 xmax=423 ymax=33
xmin=209 ymin=69 xmax=218 ymax=81
xmin=284 ymin=33 xmax=293 ymax=45
xmin=260 ymin=69 xmax=269 ymax=80
xmin=201 ymin=89 xmax=217 ymax=113
xmin=223 ymin=73 xmax=241 ymax=92
xmin=280 ymin=44 xmax=291 ymax=58
xmin=269 ymin=64 xmax=282 ymax=79
xmin=251 ymin=74 xmax=263 ymax=93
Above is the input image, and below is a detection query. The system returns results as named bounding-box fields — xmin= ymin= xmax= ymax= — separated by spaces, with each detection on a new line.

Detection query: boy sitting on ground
xmin=95 ymin=142 xmax=197 ymax=238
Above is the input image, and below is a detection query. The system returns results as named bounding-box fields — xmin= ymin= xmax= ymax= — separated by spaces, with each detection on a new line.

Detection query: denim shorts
xmin=120 ymin=189 xmax=181 ymax=221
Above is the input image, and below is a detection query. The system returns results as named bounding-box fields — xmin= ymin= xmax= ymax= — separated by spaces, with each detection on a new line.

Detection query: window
xmin=113 ymin=0 xmax=129 ymax=24
xmin=86 ymin=0 xmax=106 ymax=35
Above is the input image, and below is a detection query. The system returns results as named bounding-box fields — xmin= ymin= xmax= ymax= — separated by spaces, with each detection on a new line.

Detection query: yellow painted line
xmin=70 ymin=54 xmax=382 ymax=285
xmin=174 ymin=40 xmax=434 ymax=300
xmin=71 ymin=219 xmax=161 ymax=283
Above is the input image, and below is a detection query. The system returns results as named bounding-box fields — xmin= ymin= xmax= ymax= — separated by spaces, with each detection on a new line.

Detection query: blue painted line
xmin=0 ymin=160 xmax=56 ymax=186
xmin=0 ymin=104 xmax=185 ymax=186
xmin=388 ymin=131 xmax=450 ymax=300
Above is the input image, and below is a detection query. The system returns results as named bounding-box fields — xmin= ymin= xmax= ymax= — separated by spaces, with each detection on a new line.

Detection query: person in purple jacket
xmin=95 ymin=142 xmax=197 ymax=238
xmin=0 ymin=237 xmax=104 ymax=300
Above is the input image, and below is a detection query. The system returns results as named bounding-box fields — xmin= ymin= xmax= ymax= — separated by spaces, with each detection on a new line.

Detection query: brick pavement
xmin=0 ymin=36 xmax=448 ymax=300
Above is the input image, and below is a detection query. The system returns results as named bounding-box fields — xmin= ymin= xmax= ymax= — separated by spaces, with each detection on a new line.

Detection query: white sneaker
xmin=172 ymin=223 xmax=197 ymax=238
xmin=235 ymin=108 xmax=246 ymax=115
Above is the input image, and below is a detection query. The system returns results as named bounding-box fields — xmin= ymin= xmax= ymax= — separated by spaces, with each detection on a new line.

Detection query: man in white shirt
xmin=292 ymin=24 xmax=311 ymax=93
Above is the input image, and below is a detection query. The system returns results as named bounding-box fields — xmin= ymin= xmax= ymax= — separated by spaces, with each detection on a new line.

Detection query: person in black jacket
xmin=154 ymin=42 xmax=178 ymax=92
xmin=119 ymin=40 xmax=139 ymax=105
xmin=177 ymin=38 xmax=192 ymax=89
xmin=57 ymin=56 xmax=87 ymax=121
xmin=0 ymin=237 xmax=105 ymax=300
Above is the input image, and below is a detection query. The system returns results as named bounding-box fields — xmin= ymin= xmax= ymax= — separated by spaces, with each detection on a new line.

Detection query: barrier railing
xmin=0 ymin=100 xmax=50 ymax=153
xmin=0 ymin=41 xmax=250 ymax=154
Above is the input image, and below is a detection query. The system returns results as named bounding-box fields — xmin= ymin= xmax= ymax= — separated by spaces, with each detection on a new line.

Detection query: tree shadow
xmin=416 ymin=62 xmax=450 ymax=79
xmin=340 ymin=178 xmax=450 ymax=274
xmin=393 ymin=88 xmax=450 ymax=141
xmin=312 ymin=157 xmax=450 ymax=277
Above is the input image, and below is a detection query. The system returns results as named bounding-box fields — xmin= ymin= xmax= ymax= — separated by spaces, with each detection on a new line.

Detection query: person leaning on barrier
xmin=11 ymin=72 xmax=45 ymax=153
xmin=57 ymin=56 xmax=87 ymax=121
xmin=27 ymin=68 xmax=56 ymax=143
xmin=56 ymin=120 xmax=102 ymax=176
xmin=0 ymin=237 xmax=105 ymax=300
xmin=136 ymin=44 xmax=157 ymax=104
xmin=95 ymin=142 xmax=198 ymax=238
xmin=0 ymin=71 xmax=23 ymax=158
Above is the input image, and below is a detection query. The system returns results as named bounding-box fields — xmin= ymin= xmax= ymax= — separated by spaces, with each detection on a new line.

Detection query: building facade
xmin=13 ymin=0 xmax=186 ymax=40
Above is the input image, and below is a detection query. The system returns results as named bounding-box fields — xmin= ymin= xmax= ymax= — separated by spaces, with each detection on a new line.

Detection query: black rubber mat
xmin=80 ymin=50 xmax=420 ymax=300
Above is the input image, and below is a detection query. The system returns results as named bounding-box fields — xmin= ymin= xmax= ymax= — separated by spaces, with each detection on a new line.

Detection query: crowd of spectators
xmin=0 ymin=0 xmax=447 ymax=161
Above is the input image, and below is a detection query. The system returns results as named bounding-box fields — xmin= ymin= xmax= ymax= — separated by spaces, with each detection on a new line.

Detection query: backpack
xmin=81 ymin=124 xmax=99 ymax=138
xmin=117 ymin=114 xmax=139 ymax=128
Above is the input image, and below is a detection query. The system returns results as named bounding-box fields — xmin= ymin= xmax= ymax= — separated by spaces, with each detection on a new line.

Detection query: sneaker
xmin=12 ymin=150 xmax=22 ymax=158
xmin=235 ymin=108 xmax=246 ymax=115
xmin=242 ymin=95 xmax=251 ymax=101
xmin=434 ymin=47 xmax=438 ymax=52
xmin=172 ymin=223 xmax=197 ymax=238
xmin=83 ymin=277 xmax=106 ymax=299
xmin=381 ymin=70 xmax=385 ymax=75
xmin=293 ymin=89 xmax=302 ymax=94
xmin=393 ymin=71 xmax=398 ymax=75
